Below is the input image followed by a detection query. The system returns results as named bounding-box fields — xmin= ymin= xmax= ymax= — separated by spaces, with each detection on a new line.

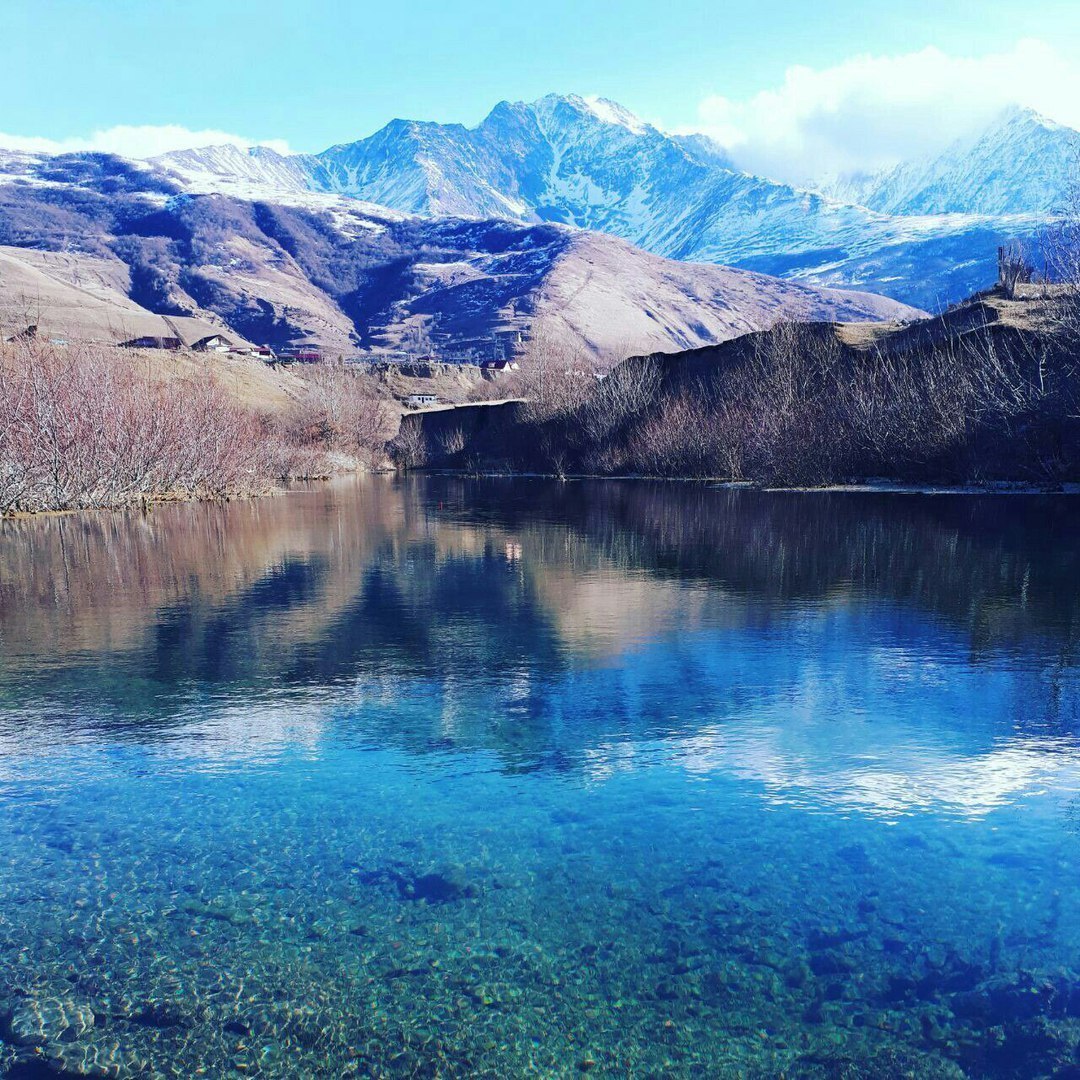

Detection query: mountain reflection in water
xmin=2 ymin=477 xmax=1077 ymax=797
xmin=1 ymin=476 xmax=1079 ymax=1078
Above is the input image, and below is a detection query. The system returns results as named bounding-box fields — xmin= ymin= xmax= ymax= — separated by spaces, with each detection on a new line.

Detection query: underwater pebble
xmin=8 ymin=996 xmax=96 ymax=1046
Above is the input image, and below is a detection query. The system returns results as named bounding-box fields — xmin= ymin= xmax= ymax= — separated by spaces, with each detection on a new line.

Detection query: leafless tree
xmin=438 ymin=425 xmax=466 ymax=456
xmin=581 ymin=356 xmax=662 ymax=443
xmin=388 ymin=416 xmax=428 ymax=471
xmin=285 ymin=362 xmax=395 ymax=467
xmin=0 ymin=338 xmax=274 ymax=513
xmin=513 ymin=318 xmax=593 ymax=422
xmin=998 ymin=241 xmax=1033 ymax=299
xmin=1043 ymin=171 xmax=1080 ymax=341
xmin=619 ymin=312 xmax=1072 ymax=485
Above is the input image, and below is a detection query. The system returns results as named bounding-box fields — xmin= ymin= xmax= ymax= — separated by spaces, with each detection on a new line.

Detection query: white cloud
xmin=0 ymin=125 xmax=292 ymax=159
xmin=683 ymin=39 xmax=1080 ymax=185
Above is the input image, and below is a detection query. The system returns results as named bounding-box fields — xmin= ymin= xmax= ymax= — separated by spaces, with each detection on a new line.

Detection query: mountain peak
xmin=992 ymin=103 xmax=1065 ymax=133
xmin=523 ymin=93 xmax=654 ymax=137
xmin=76 ymin=90 xmax=1067 ymax=313
xmin=838 ymin=102 xmax=1079 ymax=217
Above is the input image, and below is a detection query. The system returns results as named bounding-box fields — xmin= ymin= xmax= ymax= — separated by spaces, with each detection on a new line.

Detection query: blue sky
xmin=2 ymin=0 xmax=1078 ymax=177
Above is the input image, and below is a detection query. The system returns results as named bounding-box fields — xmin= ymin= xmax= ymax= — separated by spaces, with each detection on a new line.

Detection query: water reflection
xmin=2 ymin=477 xmax=1078 ymax=783
xmin=2 ymin=477 xmax=1080 ymax=1077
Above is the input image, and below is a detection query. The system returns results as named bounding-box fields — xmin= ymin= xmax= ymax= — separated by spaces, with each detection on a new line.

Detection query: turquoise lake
xmin=1 ymin=476 xmax=1080 ymax=1078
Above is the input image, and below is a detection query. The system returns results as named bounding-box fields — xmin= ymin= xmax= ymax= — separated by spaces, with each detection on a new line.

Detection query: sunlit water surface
xmin=2 ymin=477 xmax=1080 ymax=1078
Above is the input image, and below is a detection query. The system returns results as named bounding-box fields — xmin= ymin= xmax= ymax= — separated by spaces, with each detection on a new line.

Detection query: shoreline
xmin=4 ymin=470 xmax=1077 ymax=522
xmin=0 ymin=468 xmax=387 ymax=522
xmin=411 ymin=469 xmax=1080 ymax=496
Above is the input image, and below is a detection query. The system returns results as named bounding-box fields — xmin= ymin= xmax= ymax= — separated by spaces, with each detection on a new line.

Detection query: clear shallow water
xmin=1 ymin=479 xmax=1080 ymax=1078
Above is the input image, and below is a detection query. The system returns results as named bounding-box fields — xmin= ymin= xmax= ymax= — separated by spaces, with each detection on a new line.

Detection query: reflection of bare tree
xmin=3 ymin=476 xmax=1079 ymax=700
xmin=2 ymin=474 xmax=1079 ymax=789
xmin=435 ymin=477 xmax=1080 ymax=664
xmin=1 ymin=473 xmax=1079 ymax=784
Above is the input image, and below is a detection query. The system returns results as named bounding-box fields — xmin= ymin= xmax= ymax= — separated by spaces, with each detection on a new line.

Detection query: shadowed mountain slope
xmin=0 ymin=161 xmax=922 ymax=358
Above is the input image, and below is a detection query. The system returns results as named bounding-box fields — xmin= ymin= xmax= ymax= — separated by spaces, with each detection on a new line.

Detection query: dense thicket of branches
xmin=0 ymin=343 xmax=399 ymax=515
xmin=0 ymin=341 xmax=286 ymax=513
xmin=1044 ymin=187 xmax=1080 ymax=344
xmin=409 ymin=316 xmax=1080 ymax=486
xmin=281 ymin=363 xmax=396 ymax=469
xmin=639 ymin=322 xmax=1079 ymax=484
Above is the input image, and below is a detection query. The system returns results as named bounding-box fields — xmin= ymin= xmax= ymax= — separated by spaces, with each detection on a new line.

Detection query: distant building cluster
xmin=118 ymin=330 xmax=325 ymax=365
xmin=349 ymin=324 xmax=527 ymax=368
xmin=10 ymin=315 xmax=530 ymax=371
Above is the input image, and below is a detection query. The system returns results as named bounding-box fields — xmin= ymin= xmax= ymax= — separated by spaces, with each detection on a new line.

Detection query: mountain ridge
xmin=829 ymin=106 xmax=1079 ymax=217
xmin=143 ymin=95 xmax=1069 ymax=308
xmin=0 ymin=164 xmax=922 ymax=360
xmin=2 ymin=95 xmax=1071 ymax=312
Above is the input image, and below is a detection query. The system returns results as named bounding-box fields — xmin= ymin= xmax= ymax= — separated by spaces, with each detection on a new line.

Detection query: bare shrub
xmin=438 ymin=426 xmax=466 ymax=457
xmin=513 ymin=319 xmax=593 ymax=422
xmin=998 ymin=241 xmax=1034 ymax=299
xmin=621 ymin=314 xmax=1072 ymax=485
xmin=0 ymin=348 xmax=40 ymax=510
xmin=286 ymin=363 xmax=395 ymax=467
xmin=582 ymin=357 xmax=662 ymax=443
xmin=258 ymin=429 xmax=331 ymax=480
xmin=580 ymin=441 xmax=625 ymax=476
xmin=540 ymin=429 xmax=574 ymax=478
xmin=465 ymin=377 xmax=515 ymax=403
xmin=720 ymin=321 xmax=849 ymax=484
xmin=630 ymin=391 xmax=717 ymax=477
xmin=1043 ymin=177 xmax=1080 ymax=342
xmin=389 ymin=416 xmax=427 ymax=471
xmin=151 ymin=377 xmax=268 ymax=498
xmin=0 ymin=339 xmax=272 ymax=513
xmin=842 ymin=329 xmax=1028 ymax=472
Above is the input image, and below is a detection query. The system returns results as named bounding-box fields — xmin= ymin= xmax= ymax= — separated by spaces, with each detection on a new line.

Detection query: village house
xmin=276 ymin=343 xmax=324 ymax=364
xmin=119 ymin=318 xmax=252 ymax=353
xmin=226 ymin=344 xmax=276 ymax=359
xmin=192 ymin=334 xmax=234 ymax=352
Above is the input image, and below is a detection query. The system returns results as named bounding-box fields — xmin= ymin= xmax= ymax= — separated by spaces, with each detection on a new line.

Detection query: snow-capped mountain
xmin=151 ymin=143 xmax=327 ymax=196
xmin=835 ymin=107 xmax=1079 ymax=217
xmin=256 ymin=93 xmax=890 ymax=273
xmin=0 ymin=152 xmax=921 ymax=358
xmin=6 ymin=95 xmax=1071 ymax=311
xmin=145 ymin=94 xmax=1060 ymax=308
xmin=670 ymin=132 xmax=736 ymax=170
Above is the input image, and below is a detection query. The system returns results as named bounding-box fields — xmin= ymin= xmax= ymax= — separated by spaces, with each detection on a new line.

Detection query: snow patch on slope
xmin=581 ymin=96 xmax=652 ymax=136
